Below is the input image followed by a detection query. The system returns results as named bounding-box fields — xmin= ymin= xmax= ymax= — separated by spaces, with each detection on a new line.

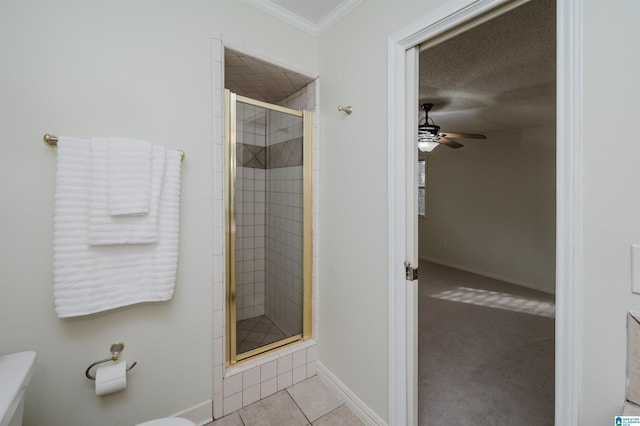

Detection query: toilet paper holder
xmin=85 ymin=342 xmax=138 ymax=380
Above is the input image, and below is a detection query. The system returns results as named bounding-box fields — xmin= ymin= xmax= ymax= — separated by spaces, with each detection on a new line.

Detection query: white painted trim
xmin=240 ymin=0 xmax=364 ymax=36
xmin=171 ymin=400 xmax=213 ymax=426
xmin=315 ymin=0 xmax=365 ymax=35
xmin=316 ymin=362 xmax=387 ymax=426
xmin=404 ymin=46 xmax=420 ymax=426
xmin=405 ymin=279 xmax=419 ymax=425
xmin=387 ymin=0 xmax=581 ymax=424
xmin=387 ymin=33 xmax=408 ymax=426
xmin=420 ymin=256 xmax=556 ymax=295
xmin=555 ymin=0 xmax=583 ymax=423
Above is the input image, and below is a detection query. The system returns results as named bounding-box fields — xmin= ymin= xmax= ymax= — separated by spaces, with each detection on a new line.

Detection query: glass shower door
xmin=225 ymin=90 xmax=312 ymax=365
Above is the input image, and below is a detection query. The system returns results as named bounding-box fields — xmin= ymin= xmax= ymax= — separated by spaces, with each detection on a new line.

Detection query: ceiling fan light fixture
xmin=418 ymin=103 xmax=442 ymax=152
xmin=417 ymin=140 xmax=440 ymax=152
xmin=417 ymin=122 xmax=440 ymax=152
xmin=417 ymin=102 xmax=486 ymax=151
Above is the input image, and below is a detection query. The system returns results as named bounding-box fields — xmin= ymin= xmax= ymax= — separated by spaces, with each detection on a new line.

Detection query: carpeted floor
xmin=418 ymin=260 xmax=555 ymax=425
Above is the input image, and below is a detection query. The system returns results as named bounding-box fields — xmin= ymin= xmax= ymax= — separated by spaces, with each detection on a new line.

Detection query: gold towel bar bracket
xmin=85 ymin=342 xmax=138 ymax=381
xmin=338 ymin=105 xmax=353 ymax=115
xmin=43 ymin=133 xmax=58 ymax=146
xmin=43 ymin=133 xmax=185 ymax=161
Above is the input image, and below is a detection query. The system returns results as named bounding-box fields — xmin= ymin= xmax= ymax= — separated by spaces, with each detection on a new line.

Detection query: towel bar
xmin=43 ymin=133 xmax=185 ymax=161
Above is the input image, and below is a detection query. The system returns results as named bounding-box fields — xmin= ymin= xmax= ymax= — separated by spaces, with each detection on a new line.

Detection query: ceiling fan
xmin=418 ymin=103 xmax=486 ymax=152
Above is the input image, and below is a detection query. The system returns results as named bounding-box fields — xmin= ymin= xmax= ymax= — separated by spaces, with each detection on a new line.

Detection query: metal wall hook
xmin=85 ymin=342 xmax=138 ymax=381
xmin=338 ymin=105 xmax=353 ymax=115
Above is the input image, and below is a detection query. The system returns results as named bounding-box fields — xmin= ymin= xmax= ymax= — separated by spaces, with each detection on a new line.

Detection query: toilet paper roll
xmin=95 ymin=360 xmax=127 ymax=396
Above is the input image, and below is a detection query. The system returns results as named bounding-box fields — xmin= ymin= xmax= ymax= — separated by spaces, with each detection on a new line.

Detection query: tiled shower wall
xmin=269 ymin=84 xmax=315 ymax=337
xmin=212 ymin=37 xmax=226 ymax=420
xmin=213 ymin=36 xmax=319 ymax=420
xmin=235 ymin=85 xmax=312 ymax=333
xmin=265 ymin=165 xmax=303 ymax=336
xmin=265 ymin=108 xmax=304 ymax=337
xmin=236 ymin=103 xmax=267 ymax=321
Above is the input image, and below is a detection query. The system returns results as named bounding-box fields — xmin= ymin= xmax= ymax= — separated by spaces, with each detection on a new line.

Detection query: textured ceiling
xmin=225 ymin=49 xmax=315 ymax=104
xmin=420 ymin=0 xmax=556 ymax=135
xmin=231 ymin=0 xmax=555 ymax=134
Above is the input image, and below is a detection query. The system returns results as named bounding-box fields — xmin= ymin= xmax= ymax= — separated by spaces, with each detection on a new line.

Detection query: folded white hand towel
xmin=88 ymin=138 xmax=165 ymax=245
xmin=53 ymin=136 xmax=182 ymax=318
xmin=107 ymin=137 xmax=152 ymax=216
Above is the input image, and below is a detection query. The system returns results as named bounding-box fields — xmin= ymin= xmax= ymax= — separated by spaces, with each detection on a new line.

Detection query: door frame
xmin=386 ymin=0 xmax=582 ymax=424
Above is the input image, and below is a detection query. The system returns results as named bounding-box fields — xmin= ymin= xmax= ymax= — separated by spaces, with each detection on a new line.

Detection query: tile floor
xmin=208 ymin=376 xmax=364 ymax=426
xmin=236 ymin=315 xmax=287 ymax=354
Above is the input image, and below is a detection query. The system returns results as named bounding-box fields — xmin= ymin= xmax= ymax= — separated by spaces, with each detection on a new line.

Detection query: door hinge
xmin=404 ymin=261 xmax=418 ymax=281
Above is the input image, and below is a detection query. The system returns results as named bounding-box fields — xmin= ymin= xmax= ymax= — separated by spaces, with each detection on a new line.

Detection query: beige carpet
xmin=418 ymin=261 xmax=555 ymax=425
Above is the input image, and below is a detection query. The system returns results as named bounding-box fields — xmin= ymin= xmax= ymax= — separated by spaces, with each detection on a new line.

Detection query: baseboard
xmin=419 ymin=256 xmax=555 ymax=295
xmin=316 ymin=362 xmax=387 ymax=426
xmin=172 ymin=400 xmax=213 ymax=426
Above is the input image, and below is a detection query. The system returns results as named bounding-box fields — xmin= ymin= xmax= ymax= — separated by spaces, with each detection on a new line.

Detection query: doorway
xmin=417 ymin=0 xmax=556 ymax=422
xmin=387 ymin=0 xmax=581 ymax=424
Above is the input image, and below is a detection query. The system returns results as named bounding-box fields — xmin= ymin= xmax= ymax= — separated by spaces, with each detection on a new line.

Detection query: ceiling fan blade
xmin=439 ymin=132 xmax=487 ymax=139
xmin=439 ymin=137 xmax=464 ymax=149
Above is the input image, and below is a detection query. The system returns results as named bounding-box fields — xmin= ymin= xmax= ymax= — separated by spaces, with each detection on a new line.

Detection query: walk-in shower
xmin=225 ymin=89 xmax=312 ymax=365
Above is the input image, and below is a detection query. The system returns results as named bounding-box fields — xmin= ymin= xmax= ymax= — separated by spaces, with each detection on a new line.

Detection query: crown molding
xmin=241 ymin=0 xmax=364 ymax=36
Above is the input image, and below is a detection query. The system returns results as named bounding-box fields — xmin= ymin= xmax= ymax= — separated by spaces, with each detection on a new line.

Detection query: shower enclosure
xmin=225 ymin=90 xmax=312 ymax=365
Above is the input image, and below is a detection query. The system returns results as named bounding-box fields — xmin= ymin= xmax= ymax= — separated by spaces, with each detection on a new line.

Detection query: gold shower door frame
xmin=225 ymin=89 xmax=313 ymax=366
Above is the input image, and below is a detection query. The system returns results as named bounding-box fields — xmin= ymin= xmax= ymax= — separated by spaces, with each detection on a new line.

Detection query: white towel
xmin=107 ymin=137 xmax=152 ymax=216
xmin=88 ymin=138 xmax=165 ymax=245
xmin=53 ymin=136 xmax=182 ymax=318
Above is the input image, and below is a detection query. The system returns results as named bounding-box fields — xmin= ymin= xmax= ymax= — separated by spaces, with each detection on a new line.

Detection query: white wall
xmin=316 ymin=0 xmax=449 ymax=421
xmin=580 ymin=0 xmax=640 ymax=423
xmin=419 ymin=126 xmax=556 ymax=294
xmin=317 ymin=0 xmax=640 ymax=423
xmin=0 ymin=1 xmax=317 ymax=425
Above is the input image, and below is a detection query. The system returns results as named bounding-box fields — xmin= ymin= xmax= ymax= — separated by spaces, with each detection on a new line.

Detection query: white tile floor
xmin=209 ymin=376 xmax=364 ymax=425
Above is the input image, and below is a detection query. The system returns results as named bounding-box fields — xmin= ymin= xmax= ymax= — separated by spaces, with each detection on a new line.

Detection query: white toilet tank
xmin=0 ymin=351 xmax=37 ymax=426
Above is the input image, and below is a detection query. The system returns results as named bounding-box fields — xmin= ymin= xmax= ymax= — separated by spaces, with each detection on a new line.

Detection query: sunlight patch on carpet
xmin=429 ymin=287 xmax=555 ymax=318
